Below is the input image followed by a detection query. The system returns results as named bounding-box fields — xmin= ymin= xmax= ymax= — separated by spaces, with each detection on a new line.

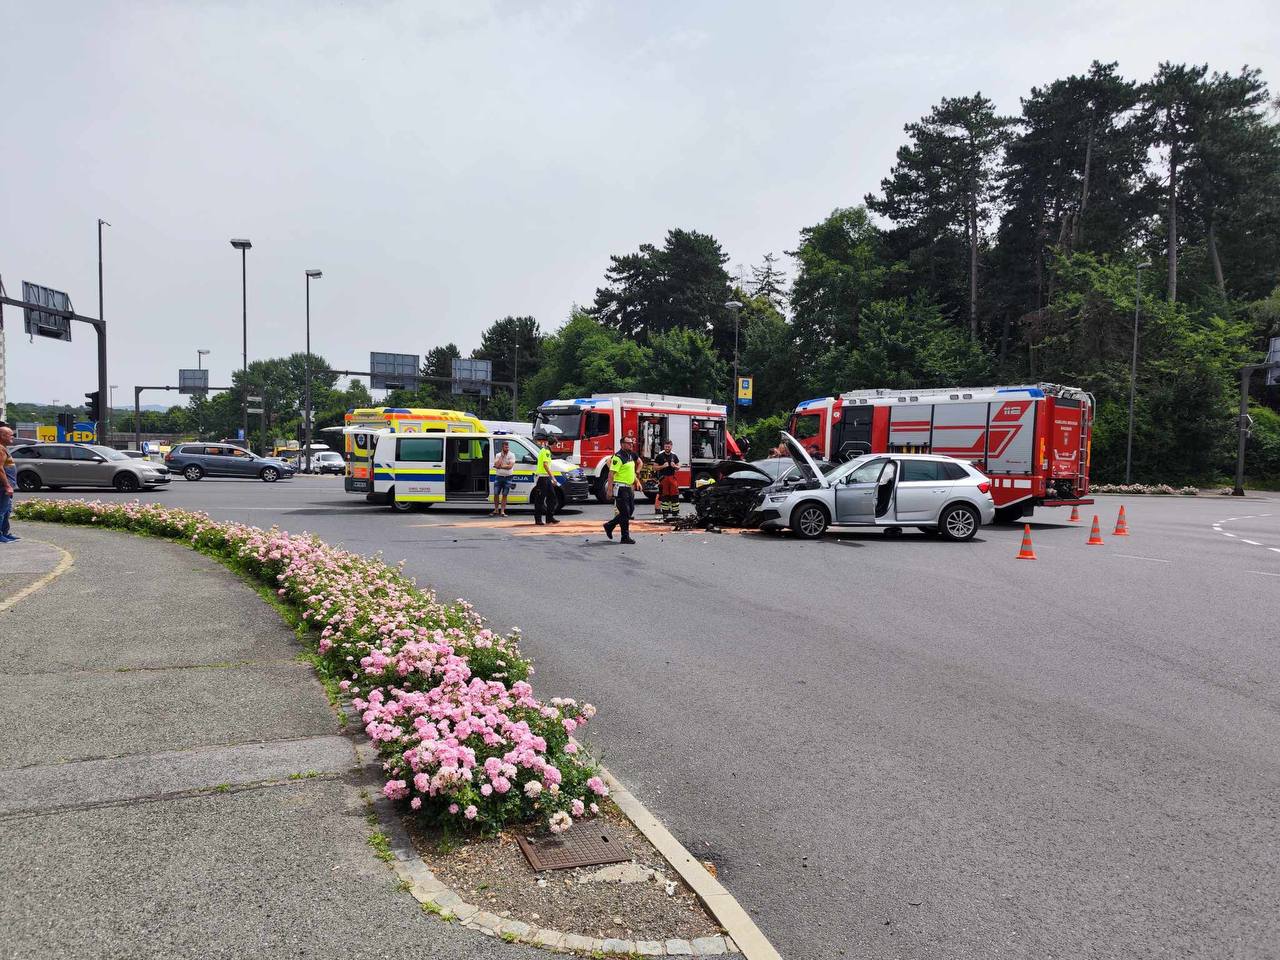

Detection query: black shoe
xmin=603 ymin=523 xmax=614 ymax=540
xmin=621 ymin=537 xmax=637 ymax=544
xmin=547 ymin=518 xmax=560 ymax=524
xmin=535 ymin=519 xmax=545 ymax=525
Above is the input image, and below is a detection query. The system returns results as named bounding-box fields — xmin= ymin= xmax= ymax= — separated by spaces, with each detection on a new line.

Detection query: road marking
xmin=1247 ymin=570 xmax=1280 ymax=578
xmin=1212 ymin=526 xmax=1222 ymax=531
xmin=1241 ymin=539 xmax=1262 ymax=546
xmin=0 ymin=540 xmax=74 ymax=614
xmin=1223 ymin=532 xmax=1236 ymax=537
xmin=1271 ymin=548 xmax=1280 ymax=554
xmin=1113 ymin=554 xmax=1171 ymax=563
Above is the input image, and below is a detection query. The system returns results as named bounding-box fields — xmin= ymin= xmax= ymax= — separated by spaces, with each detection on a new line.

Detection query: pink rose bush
xmin=16 ymin=499 xmax=602 ymax=833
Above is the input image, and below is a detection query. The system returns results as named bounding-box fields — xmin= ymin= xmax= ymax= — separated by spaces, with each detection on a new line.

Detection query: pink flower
xmin=410 ymin=797 xmax=422 ymax=810
xmin=571 ymin=799 xmax=585 ymax=817
xmin=448 ymin=803 xmax=459 ymax=814
xmin=548 ymin=811 xmax=572 ymax=834
xmin=382 ymin=779 xmax=409 ymax=801
xmin=524 ymin=780 xmax=543 ymax=798
xmin=480 ymin=784 xmax=493 ymax=797
xmin=586 ymin=776 xmax=608 ymax=797
xmin=464 ymin=805 xmax=478 ymax=820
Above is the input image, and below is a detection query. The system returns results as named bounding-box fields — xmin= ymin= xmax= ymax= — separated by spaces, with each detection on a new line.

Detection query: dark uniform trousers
xmin=605 ymin=486 xmax=635 ymax=539
xmin=533 ymin=477 xmax=559 ymax=523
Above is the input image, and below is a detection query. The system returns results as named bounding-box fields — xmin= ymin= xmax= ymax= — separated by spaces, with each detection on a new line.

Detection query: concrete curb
xmin=345 ymin=701 xmax=753 ymax=957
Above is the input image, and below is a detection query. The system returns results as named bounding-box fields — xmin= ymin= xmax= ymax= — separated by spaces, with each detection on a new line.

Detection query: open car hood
xmin=703 ymin=458 xmax=774 ymax=481
xmin=780 ymin=432 xmax=830 ymax=488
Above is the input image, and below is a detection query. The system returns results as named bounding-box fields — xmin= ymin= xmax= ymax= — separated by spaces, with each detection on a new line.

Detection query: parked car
xmin=165 ymin=443 xmax=296 ymax=482
xmin=748 ymin=434 xmax=996 ymax=540
xmin=691 ymin=457 xmax=833 ymax=527
xmin=11 ymin=443 xmax=171 ymax=492
xmin=308 ymin=451 xmax=346 ymax=475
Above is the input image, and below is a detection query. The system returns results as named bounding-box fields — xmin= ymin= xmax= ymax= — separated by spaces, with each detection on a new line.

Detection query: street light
xmin=724 ymin=300 xmax=744 ymax=429
xmin=197 ymin=348 xmax=210 ymax=370
xmin=230 ymin=239 xmax=252 ymax=451
xmin=1125 ymin=261 xmax=1153 ymax=484
xmin=109 ymin=384 xmax=118 ymax=416
xmin=304 ymin=269 xmax=323 ymax=473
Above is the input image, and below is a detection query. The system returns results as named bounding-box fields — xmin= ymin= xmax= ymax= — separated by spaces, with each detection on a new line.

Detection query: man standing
xmin=532 ymin=434 xmax=561 ymax=525
xmin=603 ymin=434 xmax=641 ymax=544
xmin=0 ymin=424 xmax=17 ymax=544
xmin=492 ymin=440 xmax=515 ymax=517
xmin=653 ymin=438 xmax=680 ymax=519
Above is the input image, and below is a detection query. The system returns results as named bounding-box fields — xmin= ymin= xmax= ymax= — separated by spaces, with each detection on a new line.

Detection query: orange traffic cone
xmin=1068 ymin=505 xmax=1081 ymax=523
xmin=1087 ymin=515 xmax=1105 ymax=545
xmin=1016 ymin=524 xmax=1037 ymax=560
xmin=1113 ymin=505 xmax=1129 ymax=536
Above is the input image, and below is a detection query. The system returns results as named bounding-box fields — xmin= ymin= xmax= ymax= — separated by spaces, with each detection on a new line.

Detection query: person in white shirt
xmin=492 ymin=440 xmax=516 ymax=517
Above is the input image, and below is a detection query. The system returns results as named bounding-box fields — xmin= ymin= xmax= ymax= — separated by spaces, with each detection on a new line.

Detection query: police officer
xmin=532 ymin=434 xmax=561 ymax=525
xmin=602 ymin=435 xmax=641 ymax=544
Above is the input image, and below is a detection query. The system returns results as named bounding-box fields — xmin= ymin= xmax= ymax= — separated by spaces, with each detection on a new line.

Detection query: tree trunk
xmin=1208 ymin=212 xmax=1226 ymax=297
xmin=1073 ymin=125 xmax=1094 ymax=249
xmin=968 ymin=199 xmax=979 ymax=340
xmin=1167 ymin=112 xmax=1179 ymax=303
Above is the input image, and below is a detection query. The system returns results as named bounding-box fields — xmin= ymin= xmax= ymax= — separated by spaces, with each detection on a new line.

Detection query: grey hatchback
xmin=165 ymin=443 xmax=296 ymax=482
xmin=12 ymin=443 xmax=171 ymax=492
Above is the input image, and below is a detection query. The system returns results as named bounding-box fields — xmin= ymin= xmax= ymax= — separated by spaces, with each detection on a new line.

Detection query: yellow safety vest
xmin=609 ymin=453 xmax=637 ymax=485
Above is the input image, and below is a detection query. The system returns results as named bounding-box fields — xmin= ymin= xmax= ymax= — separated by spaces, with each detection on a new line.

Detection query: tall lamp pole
xmin=230 ymin=239 xmax=252 ymax=450
xmin=725 ymin=299 xmax=743 ymax=430
xmin=97 ymin=219 xmax=111 ymax=438
xmin=304 ymin=270 xmax=323 ymax=473
xmin=197 ymin=348 xmax=210 ymax=370
xmin=1125 ymin=261 xmax=1152 ymax=484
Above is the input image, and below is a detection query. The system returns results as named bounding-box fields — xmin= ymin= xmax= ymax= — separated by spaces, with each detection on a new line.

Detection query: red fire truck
xmin=787 ymin=383 xmax=1094 ymax=521
xmin=533 ymin=393 xmax=739 ymax=501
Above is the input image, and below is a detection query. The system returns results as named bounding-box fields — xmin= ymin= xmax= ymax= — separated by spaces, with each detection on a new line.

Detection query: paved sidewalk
xmin=0 ymin=524 xmax=536 ymax=960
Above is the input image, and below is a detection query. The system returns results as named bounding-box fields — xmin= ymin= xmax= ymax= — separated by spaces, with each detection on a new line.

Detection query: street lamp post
xmin=304 ymin=270 xmax=323 ymax=473
xmin=109 ymin=384 xmax=117 ymax=420
xmin=1125 ymin=261 xmax=1152 ymax=484
xmin=197 ymin=348 xmax=210 ymax=370
xmin=230 ymin=239 xmax=252 ymax=450
xmin=724 ymin=299 xmax=743 ymax=429
xmin=97 ymin=219 xmax=111 ymax=438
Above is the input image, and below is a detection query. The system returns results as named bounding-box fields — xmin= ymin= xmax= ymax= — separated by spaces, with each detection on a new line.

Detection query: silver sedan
xmin=749 ymin=435 xmax=996 ymax=540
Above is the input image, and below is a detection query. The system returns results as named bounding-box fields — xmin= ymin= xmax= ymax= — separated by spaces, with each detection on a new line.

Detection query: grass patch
xmin=367 ymin=831 xmax=395 ymax=863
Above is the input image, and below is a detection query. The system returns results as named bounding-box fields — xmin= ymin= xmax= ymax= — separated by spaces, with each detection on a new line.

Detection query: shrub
xmin=14 ymin=499 xmax=603 ymax=833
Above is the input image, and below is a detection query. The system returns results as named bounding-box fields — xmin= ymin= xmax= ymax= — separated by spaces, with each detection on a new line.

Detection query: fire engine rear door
xmin=986 ymin=399 xmax=1036 ymax=474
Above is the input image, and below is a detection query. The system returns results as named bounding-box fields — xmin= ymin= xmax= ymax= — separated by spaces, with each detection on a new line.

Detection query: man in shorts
xmin=491 ymin=439 xmax=516 ymax=517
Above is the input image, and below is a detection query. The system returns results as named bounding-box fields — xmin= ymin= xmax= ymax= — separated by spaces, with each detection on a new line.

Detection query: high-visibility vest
xmin=609 ymin=453 xmax=636 ymax=485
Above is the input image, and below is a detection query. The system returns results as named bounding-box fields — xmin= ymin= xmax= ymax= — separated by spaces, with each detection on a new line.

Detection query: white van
xmin=363 ymin=430 xmax=589 ymax=512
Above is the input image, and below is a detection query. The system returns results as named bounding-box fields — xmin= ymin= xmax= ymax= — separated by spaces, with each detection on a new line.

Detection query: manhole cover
xmin=517 ymin=823 xmax=630 ymax=872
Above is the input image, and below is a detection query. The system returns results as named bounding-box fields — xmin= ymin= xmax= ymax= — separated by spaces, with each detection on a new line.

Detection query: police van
xmin=351 ymin=429 xmax=589 ymax=512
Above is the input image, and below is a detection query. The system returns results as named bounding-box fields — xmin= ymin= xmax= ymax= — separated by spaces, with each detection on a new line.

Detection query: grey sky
xmin=2 ymin=0 xmax=1277 ymax=405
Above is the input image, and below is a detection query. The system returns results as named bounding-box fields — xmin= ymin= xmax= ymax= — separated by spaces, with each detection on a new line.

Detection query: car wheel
xmin=939 ymin=504 xmax=980 ymax=542
xmin=593 ymin=476 xmax=610 ymax=503
xmin=790 ymin=502 xmax=829 ymax=539
xmin=260 ymin=467 xmax=279 ymax=483
xmin=17 ymin=470 xmax=42 ymax=492
xmin=917 ymin=526 xmax=943 ymax=536
xmin=114 ymin=472 xmax=140 ymax=493
xmin=183 ymin=465 xmax=204 ymax=481
xmin=391 ymin=498 xmax=414 ymax=513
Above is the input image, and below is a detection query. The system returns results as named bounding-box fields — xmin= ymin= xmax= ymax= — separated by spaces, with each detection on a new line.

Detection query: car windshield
xmin=824 ymin=456 xmax=877 ymax=484
xmin=533 ymin=409 xmax=582 ymax=440
xmin=97 ymin=447 xmax=130 ymax=461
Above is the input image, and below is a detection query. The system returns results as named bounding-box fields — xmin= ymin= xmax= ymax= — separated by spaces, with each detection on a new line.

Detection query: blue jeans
xmin=0 ymin=471 xmax=13 ymax=538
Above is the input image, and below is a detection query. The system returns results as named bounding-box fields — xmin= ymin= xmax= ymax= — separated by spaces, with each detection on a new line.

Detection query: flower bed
xmin=14 ymin=499 xmax=604 ymax=833
xmin=1091 ymin=483 xmax=1199 ymax=496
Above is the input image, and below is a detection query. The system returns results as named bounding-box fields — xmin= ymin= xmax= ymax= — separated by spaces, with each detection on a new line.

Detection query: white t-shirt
xmin=493 ymin=450 xmax=516 ymax=476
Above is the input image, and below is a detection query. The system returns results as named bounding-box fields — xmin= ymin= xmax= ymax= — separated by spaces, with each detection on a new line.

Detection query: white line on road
xmin=1223 ymin=532 xmax=1236 ymax=537
xmin=1112 ymin=554 xmax=1171 ymax=563
xmin=1271 ymin=548 xmax=1280 ymax=554
xmin=1241 ymin=539 xmax=1262 ymax=546
xmin=1247 ymin=570 xmax=1280 ymax=578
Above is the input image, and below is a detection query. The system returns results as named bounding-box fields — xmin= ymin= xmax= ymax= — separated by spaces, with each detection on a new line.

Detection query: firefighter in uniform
xmin=603 ymin=435 xmax=641 ymax=544
xmin=653 ymin=439 xmax=680 ymax=519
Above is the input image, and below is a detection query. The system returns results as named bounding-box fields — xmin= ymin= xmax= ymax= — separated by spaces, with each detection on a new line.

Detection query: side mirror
xmin=92 ymin=455 xmax=106 ymax=463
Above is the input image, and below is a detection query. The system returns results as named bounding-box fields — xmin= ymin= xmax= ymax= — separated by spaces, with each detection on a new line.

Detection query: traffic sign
xmin=247 ymin=407 xmax=264 ymax=415
xmin=737 ymin=375 xmax=753 ymax=407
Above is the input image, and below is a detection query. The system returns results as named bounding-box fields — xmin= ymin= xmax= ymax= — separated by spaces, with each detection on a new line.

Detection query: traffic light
xmin=84 ymin=390 xmax=101 ymax=423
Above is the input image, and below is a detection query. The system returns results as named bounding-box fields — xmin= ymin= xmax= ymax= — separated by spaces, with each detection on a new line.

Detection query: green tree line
xmin=90 ymin=59 xmax=1280 ymax=484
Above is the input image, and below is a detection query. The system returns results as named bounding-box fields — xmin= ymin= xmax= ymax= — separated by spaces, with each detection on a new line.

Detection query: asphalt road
xmin=19 ymin=476 xmax=1280 ymax=960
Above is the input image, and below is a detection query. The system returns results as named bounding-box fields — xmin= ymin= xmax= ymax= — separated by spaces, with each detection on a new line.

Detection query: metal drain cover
xmin=517 ymin=824 xmax=629 ymax=871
